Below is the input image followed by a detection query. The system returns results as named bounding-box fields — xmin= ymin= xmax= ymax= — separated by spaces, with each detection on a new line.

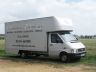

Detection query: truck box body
xmin=5 ymin=16 xmax=72 ymax=54
xmin=5 ymin=16 xmax=86 ymax=62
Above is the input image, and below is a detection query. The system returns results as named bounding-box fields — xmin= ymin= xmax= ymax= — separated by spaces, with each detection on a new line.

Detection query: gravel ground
xmin=0 ymin=58 xmax=95 ymax=72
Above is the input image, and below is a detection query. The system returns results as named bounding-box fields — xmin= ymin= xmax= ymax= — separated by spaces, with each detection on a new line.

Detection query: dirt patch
xmin=0 ymin=59 xmax=95 ymax=72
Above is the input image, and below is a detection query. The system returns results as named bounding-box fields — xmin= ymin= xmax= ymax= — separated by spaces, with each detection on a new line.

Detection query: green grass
xmin=0 ymin=39 xmax=5 ymax=49
xmin=0 ymin=39 xmax=5 ymax=57
xmin=79 ymin=39 xmax=96 ymax=66
xmin=0 ymin=39 xmax=96 ymax=67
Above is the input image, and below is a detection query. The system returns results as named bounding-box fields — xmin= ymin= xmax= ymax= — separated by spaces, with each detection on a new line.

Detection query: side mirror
xmin=74 ymin=35 xmax=79 ymax=40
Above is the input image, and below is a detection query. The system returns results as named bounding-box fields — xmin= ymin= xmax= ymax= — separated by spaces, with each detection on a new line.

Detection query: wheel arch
xmin=59 ymin=51 xmax=68 ymax=57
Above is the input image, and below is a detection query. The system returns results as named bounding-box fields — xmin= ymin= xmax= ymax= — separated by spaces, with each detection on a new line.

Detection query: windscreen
xmin=59 ymin=31 xmax=78 ymax=42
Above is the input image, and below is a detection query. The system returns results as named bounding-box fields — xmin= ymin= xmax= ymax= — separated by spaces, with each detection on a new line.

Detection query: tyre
xmin=75 ymin=57 xmax=81 ymax=61
xmin=19 ymin=50 xmax=29 ymax=58
xmin=19 ymin=52 xmax=27 ymax=58
xmin=35 ymin=54 xmax=40 ymax=57
xmin=60 ymin=53 xmax=70 ymax=62
xmin=20 ymin=52 xmax=25 ymax=58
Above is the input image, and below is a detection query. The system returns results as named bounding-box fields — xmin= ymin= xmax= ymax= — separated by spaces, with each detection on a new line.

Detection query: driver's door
xmin=48 ymin=33 xmax=64 ymax=57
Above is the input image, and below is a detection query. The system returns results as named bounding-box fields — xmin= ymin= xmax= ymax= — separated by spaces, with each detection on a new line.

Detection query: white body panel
xmin=67 ymin=42 xmax=85 ymax=49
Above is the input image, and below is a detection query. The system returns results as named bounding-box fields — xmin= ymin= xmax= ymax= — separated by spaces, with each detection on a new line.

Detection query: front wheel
xmin=60 ymin=54 xmax=70 ymax=62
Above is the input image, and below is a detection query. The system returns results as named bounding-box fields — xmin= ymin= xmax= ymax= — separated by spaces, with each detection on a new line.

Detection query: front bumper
xmin=68 ymin=52 xmax=86 ymax=59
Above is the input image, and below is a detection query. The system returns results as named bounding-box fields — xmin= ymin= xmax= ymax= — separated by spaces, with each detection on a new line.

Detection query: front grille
xmin=78 ymin=48 xmax=85 ymax=52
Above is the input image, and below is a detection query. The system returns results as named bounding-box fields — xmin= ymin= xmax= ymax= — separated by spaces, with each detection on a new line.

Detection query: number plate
xmin=81 ymin=54 xmax=85 ymax=56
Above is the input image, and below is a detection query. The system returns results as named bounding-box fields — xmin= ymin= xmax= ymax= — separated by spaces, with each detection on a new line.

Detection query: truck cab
xmin=48 ymin=31 xmax=86 ymax=62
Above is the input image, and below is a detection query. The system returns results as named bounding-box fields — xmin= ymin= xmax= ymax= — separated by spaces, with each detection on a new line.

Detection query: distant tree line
xmin=0 ymin=34 xmax=5 ymax=40
xmin=79 ymin=35 xmax=96 ymax=39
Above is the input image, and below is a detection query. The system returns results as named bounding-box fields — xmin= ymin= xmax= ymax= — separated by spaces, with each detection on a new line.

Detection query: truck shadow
xmin=1 ymin=55 xmax=80 ymax=64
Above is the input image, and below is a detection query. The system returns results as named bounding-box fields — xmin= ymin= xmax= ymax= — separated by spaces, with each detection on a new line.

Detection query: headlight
xmin=76 ymin=48 xmax=85 ymax=53
xmin=71 ymin=49 xmax=74 ymax=53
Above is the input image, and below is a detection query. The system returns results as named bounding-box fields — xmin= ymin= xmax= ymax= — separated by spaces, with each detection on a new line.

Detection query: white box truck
xmin=5 ymin=16 xmax=86 ymax=62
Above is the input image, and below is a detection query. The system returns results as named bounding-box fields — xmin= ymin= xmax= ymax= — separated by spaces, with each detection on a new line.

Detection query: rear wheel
xmin=21 ymin=53 xmax=25 ymax=58
xmin=19 ymin=51 xmax=27 ymax=58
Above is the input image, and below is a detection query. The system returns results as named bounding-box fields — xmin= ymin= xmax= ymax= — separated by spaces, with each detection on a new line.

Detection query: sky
xmin=0 ymin=0 xmax=96 ymax=35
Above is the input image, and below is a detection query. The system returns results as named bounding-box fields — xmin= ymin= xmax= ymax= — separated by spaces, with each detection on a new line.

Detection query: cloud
xmin=0 ymin=0 xmax=96 ymax=35
xmin=64 ymin=0 xmax=82 ymax=3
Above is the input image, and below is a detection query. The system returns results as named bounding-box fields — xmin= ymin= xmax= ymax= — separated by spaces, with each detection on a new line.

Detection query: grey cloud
xmin=0 ymin=0 xmax=96 ymax=35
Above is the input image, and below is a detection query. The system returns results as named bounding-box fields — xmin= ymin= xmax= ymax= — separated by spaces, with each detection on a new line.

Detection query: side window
xmin=51 ymin=34 xmax=63 ymax=43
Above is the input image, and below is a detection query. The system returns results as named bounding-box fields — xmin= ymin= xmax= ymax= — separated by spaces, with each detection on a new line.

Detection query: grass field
xmin=0 ymin=40 xmax=5 ymax=57
xmin=79 ymin=39 xmax=96 ymax=66
xmin=0 ymin=39 xmax=96 ymax=72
